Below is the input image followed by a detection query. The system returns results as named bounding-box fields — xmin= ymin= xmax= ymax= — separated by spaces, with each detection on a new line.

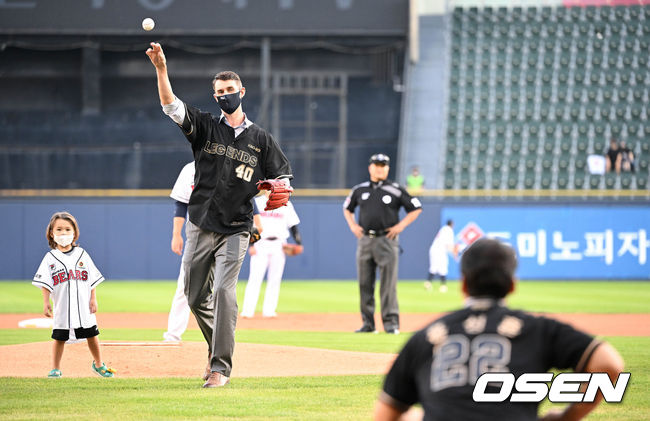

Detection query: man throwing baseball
xmin=147 ymin=42 xmax=293 ymax=388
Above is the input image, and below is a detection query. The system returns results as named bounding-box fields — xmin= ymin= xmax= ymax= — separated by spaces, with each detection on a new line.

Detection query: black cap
xmin=369 ymin=153 xmax=390 ymax=165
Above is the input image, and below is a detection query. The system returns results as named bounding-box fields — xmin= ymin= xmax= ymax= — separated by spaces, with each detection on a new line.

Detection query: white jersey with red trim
xmin=431 ymin=225 xmax=454 ymax=254
xmin=170 ymin=162 xmax=195 ymax=204
xmin=253 ymin=195 xmax=300 ymax=241
xmin=429 ymin=225 xmax=455 ymax=275
xmin=32 ymin=247 xmax=104 ymax=330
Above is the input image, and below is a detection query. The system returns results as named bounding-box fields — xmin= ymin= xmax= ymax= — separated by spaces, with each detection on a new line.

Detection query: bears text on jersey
xmin=52 ymin=269 xmax=89 ymax=286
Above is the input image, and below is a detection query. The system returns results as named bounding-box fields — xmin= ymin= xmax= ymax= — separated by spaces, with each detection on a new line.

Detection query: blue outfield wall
xmin=1 ymin=197 xmax=648 ymax=281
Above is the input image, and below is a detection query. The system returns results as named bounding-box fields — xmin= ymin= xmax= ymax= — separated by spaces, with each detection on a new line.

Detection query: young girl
xmin=32 ymin=211 xmax=115 ymax=378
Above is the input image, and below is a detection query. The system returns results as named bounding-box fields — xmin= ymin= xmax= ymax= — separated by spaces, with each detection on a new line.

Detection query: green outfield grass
xmin=0 ymin=336 xmax=646 ymax=420
xmin=1 ymin=280 xmax=649 ymax=314
xmin=0 ymin=280 xmax=647 ymax=420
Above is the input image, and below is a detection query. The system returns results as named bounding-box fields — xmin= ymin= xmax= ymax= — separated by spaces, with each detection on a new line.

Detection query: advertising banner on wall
xmin=442 ymin=206 xmax=650 ymax=280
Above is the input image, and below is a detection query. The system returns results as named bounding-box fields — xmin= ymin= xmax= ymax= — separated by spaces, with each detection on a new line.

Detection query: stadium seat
xmin=626 ymin=123 xmax=641 ymax=136
xmin=620 ymin=173 xmax=633 ymax=189
xmin=559 ymin=156 xmax=570 ymax=170
xmin=600 ymin=106 xmax=611 ymax=121
xmin=491 ymin=175 xmax=502 ymax=189
xmin=492 ymin=157 xmax=503 ymax=172
xmin=475 ymin=173 xmax=486 ymax=189
xmin=507 ymin=174 xmax=519 ymax=189
xmin=444 ymin=176 xmax=454 ymax=189
xmin=577 ymin=138 xmax=589 ymax=153
xmin=524 ymin=175 xmax=535 ymax=189
xmin=544 ymin=137 xmax=555 ymax=154
xmin=560 ymin=140 xmax=572 ymax=154
xmin=637 ymin=177 xmax=647 ymax=189
xmin=443 ymin=4 xmax=646 ymax=193
xmin=585 ymin=6 xmax=596 ymax=20
xmin=545 ymin=125 xmax=556 ymax=136
xmin=589 ymin=176 xmax=601 ymax=189
xmin=539 ymin=107 xmax=550 ymax=121
xmin=460 ymin=175 xmax=471 ymax=189
xmin=641 ymin=140 xmax=650 ymax=154
xmin=508 ymin=156 xmax=520 ymax=171
xmin=525 ymin=156 xmax=537 ymax=170
xmin=593 ymin=138 xmax=606 ymax=153
xmin=577 ymin=122 xmax=589 ymax=136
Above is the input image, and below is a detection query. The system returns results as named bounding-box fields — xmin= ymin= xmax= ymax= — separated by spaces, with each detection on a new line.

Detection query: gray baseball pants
xmin=183 ymin=220 xmax=249 ymax=377
xmin=356 ymin=235 xmax=400 ymax=331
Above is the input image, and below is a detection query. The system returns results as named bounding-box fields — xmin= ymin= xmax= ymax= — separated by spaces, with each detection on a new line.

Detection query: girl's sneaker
xmin=47 ymin=369 xmax=62 ymax=378
xmin=91 ymin=361 xmax=115 ymax=378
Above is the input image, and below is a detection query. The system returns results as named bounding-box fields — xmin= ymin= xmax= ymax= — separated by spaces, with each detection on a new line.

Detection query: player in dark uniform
xmin=343 ymin=153 xmax=422 ymax=334
xmin=147 ymin=42 xmax=292 ymax=388
xmin=375 ymin=238 xmax=625 ymax=421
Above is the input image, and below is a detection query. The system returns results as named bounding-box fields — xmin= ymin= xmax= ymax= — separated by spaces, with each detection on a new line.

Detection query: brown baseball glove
xmin=282 ymin=243 xmax=303 ymax=256
xmin=256 ymin=179 xmax=293 ymax=211
xmin=249 ymin=227 xmax=261 ymax=244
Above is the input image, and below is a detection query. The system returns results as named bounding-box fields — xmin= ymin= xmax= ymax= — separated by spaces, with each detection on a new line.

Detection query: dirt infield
xmin=2 ymin=312 xmax=648 ymax=378
xmin=0 ymin=341 xmax=396 ymax=379
xmin=2 ymin=312 xmax=649 ymax=336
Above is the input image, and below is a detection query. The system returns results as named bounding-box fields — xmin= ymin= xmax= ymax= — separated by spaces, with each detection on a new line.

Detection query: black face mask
xmin=216 ymin=91 xmax=242 ymax=115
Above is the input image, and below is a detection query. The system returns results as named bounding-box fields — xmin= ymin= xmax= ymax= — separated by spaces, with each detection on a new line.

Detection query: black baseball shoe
xmin=354 ymin=325 xmax=377 ymax=333
xmin=385 ymin=328 xmax=400 ymax=335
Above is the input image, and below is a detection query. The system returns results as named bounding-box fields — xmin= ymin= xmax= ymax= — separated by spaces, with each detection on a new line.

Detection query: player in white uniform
xmin=164 ymin=162 xmax=263 ymax=341
xmin=426 ymin=219 xmax=457 ymax=293
xmin=163 ymin=161 xmax=195 ymax=342
xmin=241 ymin=192 xmax=302 ymax=318
xmin=32 ymin=212 xmax=114 ymax=378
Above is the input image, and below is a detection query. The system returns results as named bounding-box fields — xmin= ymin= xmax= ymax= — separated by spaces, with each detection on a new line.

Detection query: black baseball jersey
xmin=381 ymin=299 xmax=600 ymax=421
xmin=179 ymin=103 xmax=292 ymax=234
xmin=344 ymin=179 xmax=421 ymax=232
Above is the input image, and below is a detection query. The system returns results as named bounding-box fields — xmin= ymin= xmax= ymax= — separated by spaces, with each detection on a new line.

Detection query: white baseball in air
xmin=142 ymin=18 xmax=155 ymax=31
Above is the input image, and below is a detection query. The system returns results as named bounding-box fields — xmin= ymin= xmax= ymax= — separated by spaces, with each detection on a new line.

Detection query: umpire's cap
xmin=369 ymin=153 xmax=390 ymax=165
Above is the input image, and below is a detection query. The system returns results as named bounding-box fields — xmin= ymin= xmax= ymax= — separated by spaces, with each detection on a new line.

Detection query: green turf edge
xmin=0 ymin=328 xmax=409 ymax=353
xmin=1 ymin=281 xmax=649 ymax=314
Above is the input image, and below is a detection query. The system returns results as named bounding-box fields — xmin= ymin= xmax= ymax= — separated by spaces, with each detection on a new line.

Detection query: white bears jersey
xmin=431 ymin=225 xmax=454 ymax=254
xmin=32 ymin=247 xmax=104 ymax=330
xmin=170 ymin=161 xmax=195 ymax=204
xmin=254 ymin=195 xmax=300 ymax=241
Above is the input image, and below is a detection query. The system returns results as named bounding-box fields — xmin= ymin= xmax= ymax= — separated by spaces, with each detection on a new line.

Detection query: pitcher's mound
xmin=0 ymin=341 xmax=396 ymax=378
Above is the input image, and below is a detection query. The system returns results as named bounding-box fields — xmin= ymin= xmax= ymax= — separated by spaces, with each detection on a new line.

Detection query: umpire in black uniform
xmin=343 ymin=153 xmax=422 ymax=334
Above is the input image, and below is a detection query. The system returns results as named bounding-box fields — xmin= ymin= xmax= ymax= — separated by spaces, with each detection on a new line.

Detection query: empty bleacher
xmin=444 ymin=4 xmax=649 ymax=191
